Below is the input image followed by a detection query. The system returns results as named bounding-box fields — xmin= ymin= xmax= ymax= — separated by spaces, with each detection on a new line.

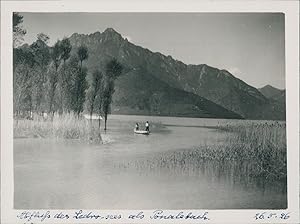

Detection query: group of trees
xmin=13 ymin=13 xmax=123 ymax=130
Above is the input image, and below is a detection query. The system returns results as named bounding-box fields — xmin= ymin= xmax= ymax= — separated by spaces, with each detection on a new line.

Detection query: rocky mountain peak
xmin=102 ymin=28 xmax=123 ymax=40
xmin=103 ymin=27 xmax=118 ymax=34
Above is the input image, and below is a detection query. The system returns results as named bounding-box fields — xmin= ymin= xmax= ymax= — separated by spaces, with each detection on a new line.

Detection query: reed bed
xmin=130 ymin=122 xmax=287 ymax=191
xmin=14 ymin=113 xmax=99 ymax=141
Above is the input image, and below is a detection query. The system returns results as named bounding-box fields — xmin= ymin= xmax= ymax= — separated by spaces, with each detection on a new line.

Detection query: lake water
xmin=14 ymin=115 xmax=287 ymax=209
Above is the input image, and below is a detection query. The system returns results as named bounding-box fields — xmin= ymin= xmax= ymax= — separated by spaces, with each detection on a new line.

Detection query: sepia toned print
xmin=13 ymin=12 xmax=286 ymax=209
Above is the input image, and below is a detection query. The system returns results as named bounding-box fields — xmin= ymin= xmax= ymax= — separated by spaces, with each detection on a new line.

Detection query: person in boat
xmin=135 ymin=123 xmax=139 ymax=131
xmin=145 ymin=121 xmax=149 ymax=132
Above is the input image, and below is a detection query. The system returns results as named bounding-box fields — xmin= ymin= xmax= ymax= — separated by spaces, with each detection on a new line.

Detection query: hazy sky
xmin=20 ymin=13 xmax=285 ymax=89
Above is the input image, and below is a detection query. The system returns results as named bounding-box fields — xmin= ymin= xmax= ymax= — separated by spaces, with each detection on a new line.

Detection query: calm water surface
xmin=14 ymin=115 xmax=286 ymax=209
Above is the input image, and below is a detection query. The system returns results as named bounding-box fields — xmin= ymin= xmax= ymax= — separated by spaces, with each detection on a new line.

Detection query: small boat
xmin=134 ymin=129 xmax=150 ymax=135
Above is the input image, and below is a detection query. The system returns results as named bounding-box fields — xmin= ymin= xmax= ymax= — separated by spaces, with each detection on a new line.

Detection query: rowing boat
xmin=134 ymin=129 xmax=150 ymax=135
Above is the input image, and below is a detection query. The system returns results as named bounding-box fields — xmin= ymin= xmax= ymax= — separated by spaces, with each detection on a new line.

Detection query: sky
xmin=20 ymin=13 xmax=285 ymax=89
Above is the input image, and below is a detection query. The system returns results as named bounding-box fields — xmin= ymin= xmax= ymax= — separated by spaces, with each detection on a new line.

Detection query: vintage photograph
xmin=13 ymin=12 xmax=287 ymax=209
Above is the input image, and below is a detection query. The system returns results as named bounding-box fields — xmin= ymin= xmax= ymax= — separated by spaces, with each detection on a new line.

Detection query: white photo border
xmin=1 ymin=0 xmax=299 ymax=223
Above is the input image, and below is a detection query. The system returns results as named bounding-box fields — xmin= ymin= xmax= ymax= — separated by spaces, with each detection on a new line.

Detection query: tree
xmin=74 ymin=66 xmax=88 ymax=116
xmin=13 ymin=47 xmax=35 ymax=116
xmin=37 ymin=33 xmax=49 ymax=43
xmin=71 ymin=46 xmax=89 ymax=117
xmin=51 ymin=40 xmax=62 ymax=71
xmin=13 ymin=12 xmax=26 ymax=47
xmin=60 ymin=38 xmax=72 ymax=63
xmin=77 ymin=46 xmax=88 ymax=69
xmin=30 ymin=33 xmax=51 ymax=113
xmin=85 ymin=69 xmax=104 ymax=142
xmin=67 ymin=55 xmax=88 ymax=117
xmin=48 ymin=40 xmax=62 ymax=116
xmin=64 ymin=55 xmax=80 ymax=112
xmin=102 ymin=58 xmax=123 ymax=130
xmin=105 ymin=58 xmax=123 ymax=79
xmin=31 ymin=33 xmax=50 ymax=67
xmin=86 ymin=69 xmax=103 ymax=123
xmin=58 ymin=38 xmax=72 ymax=114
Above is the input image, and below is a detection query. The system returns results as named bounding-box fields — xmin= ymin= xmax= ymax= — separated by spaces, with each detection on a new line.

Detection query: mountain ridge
xmin=68 ymin=28 xmax=285 ymax=120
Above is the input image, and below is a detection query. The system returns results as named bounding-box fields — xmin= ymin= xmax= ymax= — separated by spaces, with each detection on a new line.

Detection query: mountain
xmin=259 ymin=85 xmax=284 ymax=99
xmin=111 ymin=68 xmax=242 ymax=118
xmin=69 ymin=28 xmax=285 ymax=120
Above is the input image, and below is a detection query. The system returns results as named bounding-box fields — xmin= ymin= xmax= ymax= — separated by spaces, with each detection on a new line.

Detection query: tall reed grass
xmin=129 ymin=122 xmax=287 ymax=192
xmin=14 ymin=113 xmax=101 ymax=142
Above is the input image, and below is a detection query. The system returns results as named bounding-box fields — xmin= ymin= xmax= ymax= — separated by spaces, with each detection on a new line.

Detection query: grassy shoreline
xmin=128 ymin=122 xmax=287 ymax=192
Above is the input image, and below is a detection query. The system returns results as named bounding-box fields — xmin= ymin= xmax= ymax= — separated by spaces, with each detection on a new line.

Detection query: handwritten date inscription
xmin=254 ymin=212 xmax=290 ymax=220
